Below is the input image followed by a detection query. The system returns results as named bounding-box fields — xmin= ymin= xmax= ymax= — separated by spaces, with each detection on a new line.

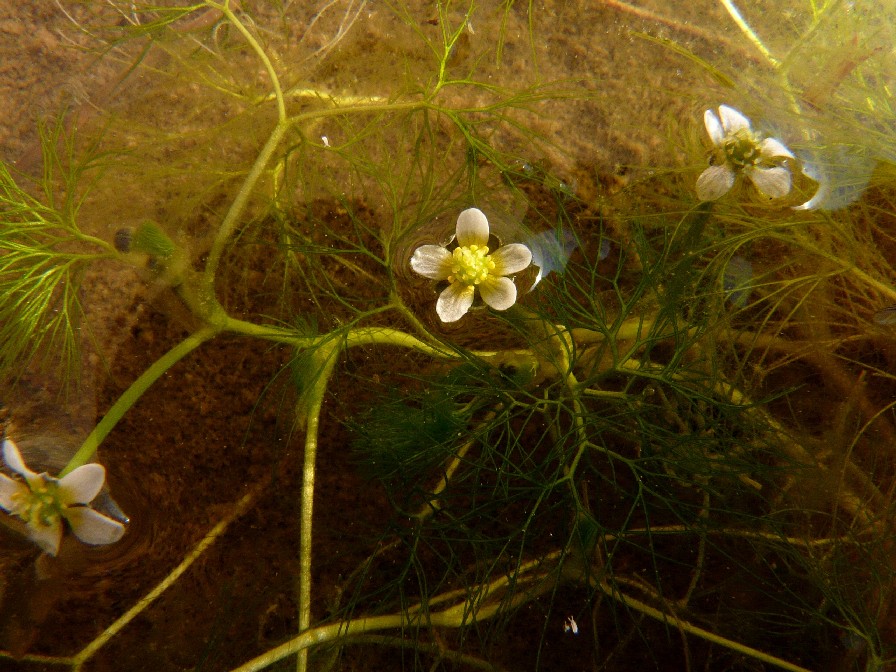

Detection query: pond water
xmin=0 ymin=2 xmax=894 ymax=671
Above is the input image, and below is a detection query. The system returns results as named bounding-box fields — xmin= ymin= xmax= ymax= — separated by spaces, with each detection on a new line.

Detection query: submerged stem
xmin=598 ymin=579 xmax=811 ymax=672
xmin=295 ymin=341 xmax=340 ymax=672
xmin=208 ymin=1 xmax=287 ymax=122
xmin=71 ymin=478 xmax=267 ymax=670
xmin=718 ymin=0 xmax=780 ymax=67
xmin=60 ymin=327 xmax=218 ymax=477
xmin=204 ymin=121 xmax=290 ymax=284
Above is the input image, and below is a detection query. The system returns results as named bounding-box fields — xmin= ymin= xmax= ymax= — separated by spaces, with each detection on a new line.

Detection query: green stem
xmin=234 ymin=614 xmax=407 ymax=672
xmin=237 ymin=544 xmax=812 ymax=672
xmin=203 ymin=98 xmax=428 ymax=287
xmin=296 ymin=341 xmax=340 ymax=672
xmin=59 ymin=327 xmax=218 ymax=477
xmin=600 ymin=580 xmax=811 ymax=672
xmin=718 ymin=0 xmax=779 ymax=67
xmin=237 ymin=558 xmax=556 ymax=672
xmin=220 ymin=315 xmax=456 ymax=359
xmin=289 ymin=100 xmax=429 ymax=125
xmin=203 ymin=120 xmax=290 ymax=284
xmin=796 ymin=236 xmax=896 ymax=303
xmin=343 ymin=326 xmax=453 ymax=355
xmin=72 ymin=230 xmax=117 ymax=255
xmin=389 ymin=294 xmax=449 ymax=351
xmin=71 ymin=478 xmax=266 ymax=670
xmin=208 ymin=1 xmax=287 ymax=122
xmin=202 ymin=2 xmax=290 ymax=287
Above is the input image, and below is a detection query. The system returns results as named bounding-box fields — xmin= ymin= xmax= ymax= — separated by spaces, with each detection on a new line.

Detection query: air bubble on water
xmin=526 ymin=229 xmax=579 ymax=288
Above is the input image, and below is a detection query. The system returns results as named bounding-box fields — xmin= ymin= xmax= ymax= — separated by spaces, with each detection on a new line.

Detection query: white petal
xmin=58 ymin=464 xmax=105 ymax=505
xmin=29 ymin=520 xmax=63 ymax=556
xmin=480 ymin=276 xmax=517 ymax=311
xmin=746 ymin=165 xmax=792 ymax=198
xmin=65 ymin=507 xmax=126 ymax=546
xmin=696 ymin=165 xmax=736 ymax=201
xmin=793 ymin=189 xmax=825 ymax=211
xmin=718 ymin=105 xmax=751 ymax=135
xmin=455 ymin=208 xmax=490 ymax=247
xmin=436 ymin=282 xmax=475 ymax=322
xmin=3 ymin=439 xmax=38 ymax=481
xmin=703 ymin=109 xmax=725 ymax=145
xmin=792 ymin=146 xmax=873 ymax=211
xmin=759 ymin=137 xmax=795 ymax=160
xmin=410 ymin=245 xmax=453 ymax=280
xmin=0 ymin=474 xmax=26 ymax=512
xmin=491 ymin=243 xmax=532 ymax=276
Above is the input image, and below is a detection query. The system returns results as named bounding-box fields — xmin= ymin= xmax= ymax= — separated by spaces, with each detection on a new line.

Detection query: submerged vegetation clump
xmin=0 ymin=1 xmax=895 ymax=671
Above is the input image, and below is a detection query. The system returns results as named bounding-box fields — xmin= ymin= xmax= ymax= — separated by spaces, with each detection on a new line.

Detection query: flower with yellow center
xmin=697 ymin=105 xmax=795 ymax=201
xmin=0 ymin=439 xmax=126 ymax=556
xmin=411 ymin=208 xmax=532 ymax=323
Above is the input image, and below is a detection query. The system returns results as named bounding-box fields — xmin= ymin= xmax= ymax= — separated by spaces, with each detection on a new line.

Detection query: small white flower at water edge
xmin=410 ymin=208 xmax=532 ymax=323
xmin=0 ymin=439 xmax=126 ymax=556
xmin=697 ymin=105 xmax=795 ymax=201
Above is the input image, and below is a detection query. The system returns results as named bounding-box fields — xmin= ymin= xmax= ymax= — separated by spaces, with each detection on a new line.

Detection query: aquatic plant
xmin=0 ymin=439 xmax=125 ymax=556
xmin=410 ymin=207 xmax=532 ymax=322
xmin=0 ymin=1 xmax=893 ymax=672
xmin=696 ymin=104 xmax=795 ymax=201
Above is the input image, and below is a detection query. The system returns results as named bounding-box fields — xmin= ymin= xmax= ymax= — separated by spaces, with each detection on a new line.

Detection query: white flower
xmin=410 ymin=208 xmax=532 ymax=323
xmin=0 ymin=439 xmax=126 ymax=556
xmin=697 ymin=105 xmax=795 ymax=201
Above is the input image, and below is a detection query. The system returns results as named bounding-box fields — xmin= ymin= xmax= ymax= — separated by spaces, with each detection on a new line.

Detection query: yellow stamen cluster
xmin=723 ymin=130 xmax=761 ymax=167
xmin=448 ymin=245 xmax=495 ymax=286
xmin=11 ymin=478 xmax=61 ymax=528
